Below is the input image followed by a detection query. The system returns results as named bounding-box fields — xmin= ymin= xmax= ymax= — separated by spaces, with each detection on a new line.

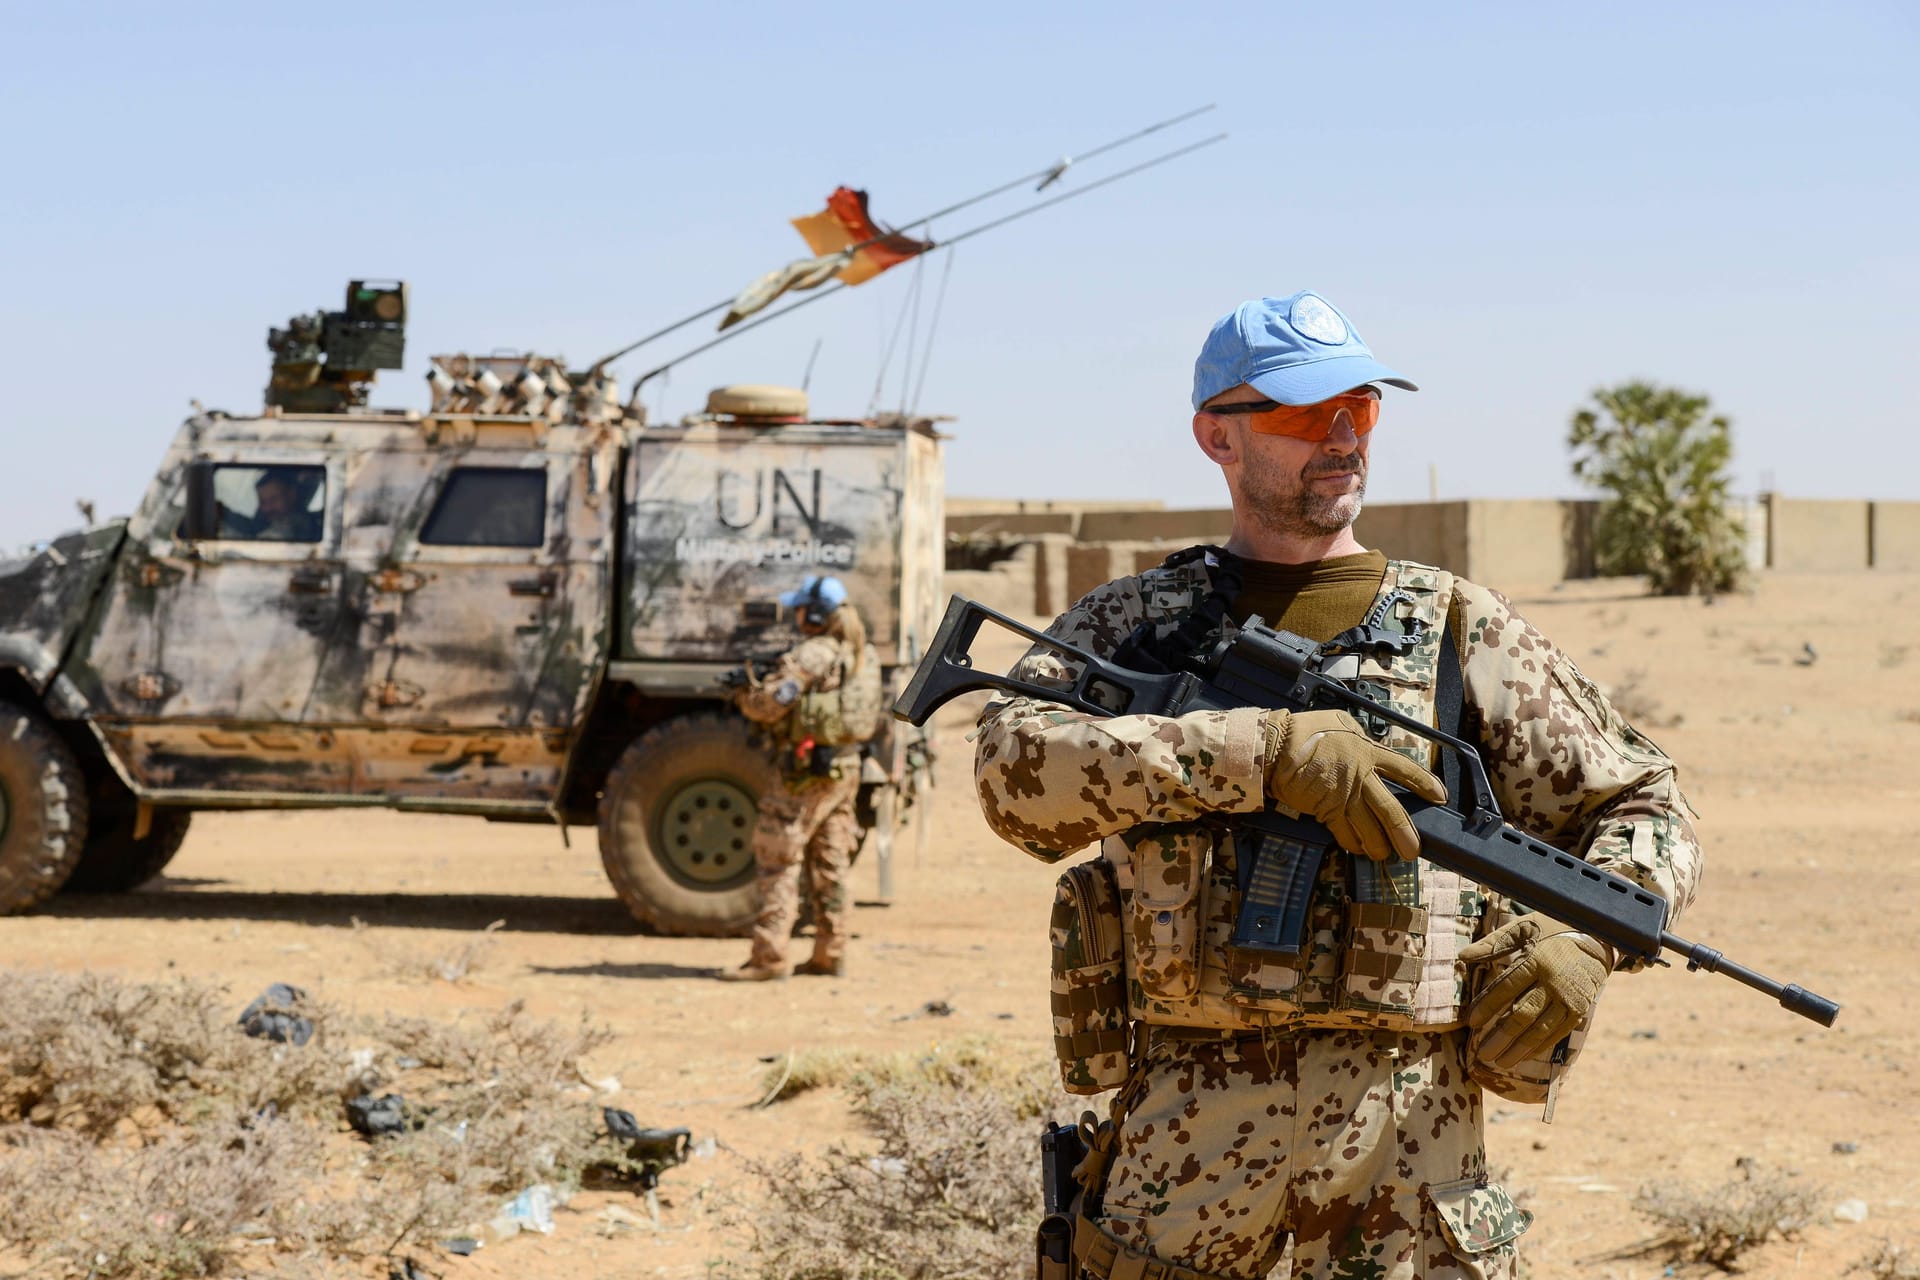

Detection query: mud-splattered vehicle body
xmin=0 ymin=297 xmax=944 ymax=933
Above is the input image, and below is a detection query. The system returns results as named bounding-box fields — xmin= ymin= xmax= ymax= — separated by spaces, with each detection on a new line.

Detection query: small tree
xmin=1568 ymin=381 xmax=1746 ymax=597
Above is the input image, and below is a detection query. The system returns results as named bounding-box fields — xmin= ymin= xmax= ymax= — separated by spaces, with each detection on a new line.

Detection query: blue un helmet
xmin=778 ymin=575 xmax=848 ymax=628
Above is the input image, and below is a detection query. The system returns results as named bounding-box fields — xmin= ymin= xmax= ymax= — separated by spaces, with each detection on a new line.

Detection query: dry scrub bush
xmin=358 ymin=918 xmax=505 ymax=984
xmin=0 ymin=971 xmax=339 ymax=1137
xmin=730 ymin=1044 xmax=1072 ymax=1280
xmin=1629 ymin=1162 xmax=1822 ymax=1269
xmin=0 ymin=974 xmax=625 ymax=1274
xmin=310 ymin=1001 xmax=613 ymax=1250
xmin=756 ymin=1034 xmax=1046 ymax=1106
xmin=0 ymin=1118 xmax=321 ymax=1278
xmin=423 ymin=921 xmax=503 ymax=983
xmin=758 ymin=1046 xmax=867 ymax=1103
xmin=1853 ymin=1240 xmax=1920 ymax=1280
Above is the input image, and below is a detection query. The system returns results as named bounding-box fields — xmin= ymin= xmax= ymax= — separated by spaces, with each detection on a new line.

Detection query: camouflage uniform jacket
xmin=977 ymin=548 xmax=1703 ymax=1036
xmin=736 ymin=635 xmax=854 ymax=739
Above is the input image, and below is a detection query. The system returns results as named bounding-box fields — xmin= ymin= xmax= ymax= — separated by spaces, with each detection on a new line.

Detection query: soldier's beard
xmin=1242 ymin=451 xmax=1367 ymax=540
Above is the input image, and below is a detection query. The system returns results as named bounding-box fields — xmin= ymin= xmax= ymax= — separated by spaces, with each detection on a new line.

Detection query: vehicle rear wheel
xmin=65 ymin=774 xmax=192 ymax=893
xmin=598 ymin=712 xmax=776 ymax=936
xmin=0 ymin=702 xmax=89 ymax=914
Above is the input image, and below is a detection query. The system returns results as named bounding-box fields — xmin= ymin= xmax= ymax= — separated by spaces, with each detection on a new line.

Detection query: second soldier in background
xmin=720 ymin=575 xmax=884 ymax=981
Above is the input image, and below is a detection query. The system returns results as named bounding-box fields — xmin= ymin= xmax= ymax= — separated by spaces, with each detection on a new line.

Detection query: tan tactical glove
xmin=1261 ymin=709 xmax=1447 ymax=862
xmin=1460 ymin=916 xmax=1611 ymax=1070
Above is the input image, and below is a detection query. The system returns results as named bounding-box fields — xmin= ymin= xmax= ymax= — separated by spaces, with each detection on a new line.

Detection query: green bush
xmin=1568 ymin=381 xmax=1746 ymax=597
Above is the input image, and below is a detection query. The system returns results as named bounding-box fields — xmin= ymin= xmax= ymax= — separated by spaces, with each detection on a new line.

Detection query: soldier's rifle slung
xmin=716 ymin=655 xmax=780 ymax=692
xmin=893 ymin=596 xmax=1841 ymax=1028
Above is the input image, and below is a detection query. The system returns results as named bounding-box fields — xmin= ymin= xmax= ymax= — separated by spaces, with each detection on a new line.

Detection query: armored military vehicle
xmin=0 ymin=282 xmax=943 ymax=934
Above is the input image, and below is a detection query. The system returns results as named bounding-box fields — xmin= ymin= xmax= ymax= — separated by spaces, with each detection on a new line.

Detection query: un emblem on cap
xmin=1290 ymin=294 xmax=1348 ymax=346
xmin=1190 ymin=290 xmax=1418 ymax=409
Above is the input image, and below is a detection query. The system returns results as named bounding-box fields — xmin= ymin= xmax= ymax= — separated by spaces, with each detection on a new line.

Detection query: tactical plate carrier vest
xmin=1121 ymin=551 xmax=1483 ymax=1034
xmin=790 ymin=641 xmax=884 ymax=748
xmin=1048 ymin=548 xmax=1602 ymax=1103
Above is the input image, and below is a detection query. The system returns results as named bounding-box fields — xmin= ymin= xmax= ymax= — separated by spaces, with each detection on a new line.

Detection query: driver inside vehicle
xmin=219 ymin=466 xmax=324 ymax=542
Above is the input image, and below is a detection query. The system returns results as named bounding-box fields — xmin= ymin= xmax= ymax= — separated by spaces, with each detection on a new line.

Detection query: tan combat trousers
xmin=745 ymin=772 xmax=860 ymax=972
xmin=1091 ymin=1028 xmax=1529 ymax=1280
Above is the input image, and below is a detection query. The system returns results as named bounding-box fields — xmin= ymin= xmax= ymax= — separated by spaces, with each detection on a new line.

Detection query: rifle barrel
xmin=1661 ymin=932 xmax=1841 ymax=1025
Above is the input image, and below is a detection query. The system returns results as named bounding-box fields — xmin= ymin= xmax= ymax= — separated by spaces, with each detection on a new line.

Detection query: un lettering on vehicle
xmin=622 ymin=432 xmax=912 ymax=663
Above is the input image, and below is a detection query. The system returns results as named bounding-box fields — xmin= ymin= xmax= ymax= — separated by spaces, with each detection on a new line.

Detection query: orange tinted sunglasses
xmin=1206 ymin=388 xmax=1381 ymax=441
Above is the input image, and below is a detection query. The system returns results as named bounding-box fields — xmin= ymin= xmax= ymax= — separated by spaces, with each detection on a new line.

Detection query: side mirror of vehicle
xmin=180 ymin=461 xmax=219 ymax=541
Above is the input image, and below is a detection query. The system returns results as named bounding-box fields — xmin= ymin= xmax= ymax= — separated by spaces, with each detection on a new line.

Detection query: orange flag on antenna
xmin=792 ymin=187 xmax=933 ymax=286
xmin=720 ymin=188 xmax=934 ymax=330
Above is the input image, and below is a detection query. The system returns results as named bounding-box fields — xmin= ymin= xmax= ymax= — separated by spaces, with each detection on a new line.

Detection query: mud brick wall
xmin=1870 ymin=501 xmax=1920 ymax=571
xmin=1764 ymin=497 xmax=1870 ymax=571
xmin=944 ymin=534 xmax=1074 ymax=619
xmin=947 ymin=496 xmax=1912 ymax=621
xmin=1075 ymin=508 xmax=1234 ymax=545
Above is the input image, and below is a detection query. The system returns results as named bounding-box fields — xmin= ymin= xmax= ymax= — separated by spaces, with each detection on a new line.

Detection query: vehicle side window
xmin=420 ymin=467 xmax=547 ymax=548
xmin=209 ymin=464 xmax=327 ymax=543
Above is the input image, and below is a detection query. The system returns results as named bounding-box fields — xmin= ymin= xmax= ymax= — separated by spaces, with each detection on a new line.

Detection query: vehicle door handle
xmin=508 ymin=573 xmax=556 ymax=598
xmin=288 ymin=567 xmax=333 ymax=594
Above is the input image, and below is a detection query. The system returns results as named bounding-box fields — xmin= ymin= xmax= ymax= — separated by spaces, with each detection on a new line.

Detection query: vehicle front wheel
xmin=65 ymin=774 xmax=192 ymax=893
xmin=0 ymin=702 xmax=89 ymax=914
xmin=597 ymin=712 xmax=776 ymax=936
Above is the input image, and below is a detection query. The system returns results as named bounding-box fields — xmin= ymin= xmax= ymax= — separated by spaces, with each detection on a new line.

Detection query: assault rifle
xmin=717 ymin=656 xmax=779 ymax=691
xmin=893 ymin=596 xmax=1840 ymax=1027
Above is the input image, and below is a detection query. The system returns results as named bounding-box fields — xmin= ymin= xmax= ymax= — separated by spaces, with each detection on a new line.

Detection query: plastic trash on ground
xmin=237 ymin=983 xmax=314 ymax=1046
xmin=492 ymin=1184 xmax=556 ymax=1237
xmin=346 ymin=1093 xmax=412 ymax=1138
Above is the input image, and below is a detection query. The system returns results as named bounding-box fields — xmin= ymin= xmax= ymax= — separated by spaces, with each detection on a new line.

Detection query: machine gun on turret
xmin=265 ymin=279 xmax=408 ymax=413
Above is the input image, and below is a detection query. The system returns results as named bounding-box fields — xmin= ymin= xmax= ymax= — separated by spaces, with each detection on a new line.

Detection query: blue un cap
xmin=778 ymin=575 xmax=848 ymax=611
xmin=1191 ymin=291 xmax=1418 ymax=410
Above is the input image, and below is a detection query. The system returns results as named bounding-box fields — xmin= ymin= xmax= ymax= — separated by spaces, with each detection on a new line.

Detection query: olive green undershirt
xmin=1227 ymin=549 xmax=1390 ymax=645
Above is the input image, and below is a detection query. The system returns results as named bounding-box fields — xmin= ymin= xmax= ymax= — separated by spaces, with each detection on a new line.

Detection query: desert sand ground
xmin=3 ymin=570 xmax=1916 ymax=1279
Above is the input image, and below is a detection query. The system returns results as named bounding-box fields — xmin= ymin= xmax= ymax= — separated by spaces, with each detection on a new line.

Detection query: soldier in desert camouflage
xmin=721 ymin=575 xmax=883 ymax=982
xmin=977 ymin=292 xmax=1704 ymax=1277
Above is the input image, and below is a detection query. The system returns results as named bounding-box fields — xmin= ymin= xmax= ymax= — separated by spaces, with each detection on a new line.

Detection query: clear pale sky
xmin=3 ymin=2 xmax=1915 ymax=549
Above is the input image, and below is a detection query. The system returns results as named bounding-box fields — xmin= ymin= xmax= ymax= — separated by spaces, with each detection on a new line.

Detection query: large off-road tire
xmin=598 ymin=712 xmax=778 ymax=936
xmin=65 ymin=774 xmax=192 ymax=893
xmin=0 ymin=701 xmax=89 ymax=914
